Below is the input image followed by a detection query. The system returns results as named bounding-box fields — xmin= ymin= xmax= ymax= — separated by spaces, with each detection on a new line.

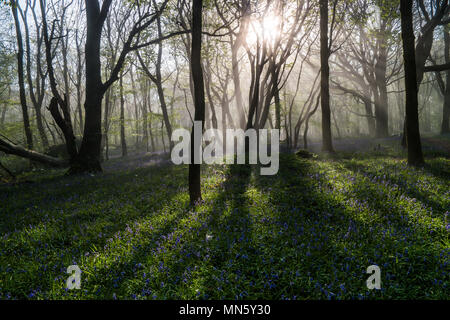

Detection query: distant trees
xmin=1 ymin=0 xmax=450 ymax=174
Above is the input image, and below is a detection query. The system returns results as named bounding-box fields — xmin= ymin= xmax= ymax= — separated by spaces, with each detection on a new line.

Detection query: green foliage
xmin=0 ymin=151 xmax=448 ymax=299
xmin=295 ymin=149 xmax=317 ymax=159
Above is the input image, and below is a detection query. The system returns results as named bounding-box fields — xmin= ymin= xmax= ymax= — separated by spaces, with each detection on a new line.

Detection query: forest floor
xmin=0 ymin=137 xmax=448 ymax=299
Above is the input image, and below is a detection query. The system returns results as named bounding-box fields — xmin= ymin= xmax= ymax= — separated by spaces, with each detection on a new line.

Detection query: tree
xmin=70 ymin=0 xmax=172 ymax=174
xmin=11 ymin=0 xmax=33 ymax=150
xmin=39 ymin=0 xmax=78 ymax=160
xmin=434 ymin=26 xmax=450 ymax=134
xmin=320 ymin=0 xmax=334 ymax=152
xmin=400 ymin=0 xmax=424 ymax=166
xmin=119 ymin=70 xmax=127 ymax=157
xmin=189 ymin=0 xmax=206 ymax=205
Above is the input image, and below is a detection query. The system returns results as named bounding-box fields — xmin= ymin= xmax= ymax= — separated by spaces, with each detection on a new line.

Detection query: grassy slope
xmin=0 ymin=151 xmax=448 ymax=300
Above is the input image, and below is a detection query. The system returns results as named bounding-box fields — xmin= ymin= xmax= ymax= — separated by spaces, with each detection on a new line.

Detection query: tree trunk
xmin=11 ymin=0 xmax=33 ymax=150
xmin=189 ymin=0 xmax=205 ymax=205
xmin=0 ymin=137 xmax=67 ymax=167
xmin=119 ymin=72 xmax=127 ymax=157
xmin=375 ymin=44 xmax=389 ymax=137
xmin=363 ymin=98 xmax=376 ymax=137
xmin=21 ymin=3 xmax=49 ymax=149
xmin=130 ymin=68 xmax=141 ymax=148
xmin=320 ymin=0 xmax=334 ymax=152
xmin=1 ymin=103 xmax=6 ymax=125
xmin=231 ymin=35 xmax=247 ymax=129
xmin=102 ymin=87 xmax=111 ymax=161
xmin=400 ymin=0 xmax=424 ymax=166
xmin=274 ymin=85 xmax=281 ymax=130
xmin=70 ymin=0 xmax=109 ymax=174
xmin=441 ymin=27 xmax=450 ymax=134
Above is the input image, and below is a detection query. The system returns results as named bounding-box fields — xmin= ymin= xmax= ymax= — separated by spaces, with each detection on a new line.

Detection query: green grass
xmin=0 ymin=152 xmax=448 ymax=300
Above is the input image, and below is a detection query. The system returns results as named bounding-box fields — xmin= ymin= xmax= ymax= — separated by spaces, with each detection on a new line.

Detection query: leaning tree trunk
xmin=320 ymin=0 xmax=334 ymax=152
xmin=400 ymin=0 xmax=424 ymax=166
xmin=189 ymin=0 xmax=206 ymax=205
xmin=0 ymin=137 xmax=67 ymax=167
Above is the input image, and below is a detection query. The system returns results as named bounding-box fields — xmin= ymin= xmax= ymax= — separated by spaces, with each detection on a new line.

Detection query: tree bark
xmin=69 ymin=0 xmax=112 ymax=174
xmin=0 ymin=137 xmax=67 ymax=167
xmin=20 ymin=2 xmax=49 ymax=149
xmin=320 ymin=0 xmax=334 ymax=152
xmin=39 ymin=0 xmax=77 ymax=159
xmin=441 ymin=27 xmax=450 ymax=134
xmin=375 ymin=34 xmax=389 ymax=138
xmin=189 ymin=0 xmax=206 ymax=205
xmin=11 ymin=0 xmax=33 ymax=150
xmin=400 ymin=0 xmax=424 ymax=166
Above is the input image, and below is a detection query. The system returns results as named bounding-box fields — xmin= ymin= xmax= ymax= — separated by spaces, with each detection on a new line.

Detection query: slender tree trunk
xmin=274 ymin=86 xmax=281 ymax=130
xmin=441 ymin=27 xmax=450 ymax=134
xmin=189 ymin=0 xmax=205 ymax=205
xmin=363 ymin=97 xmax=376 ymax=137
xmin=1 ymin=103 xmax=6 ymax=125
xmin=375 ymin=21 xmax=389 ymax=138
xmin=130 ymin=68 xmax=141 ymax=148
xmin=320 ymin=0 xmax=334 ymax=152
xmin=142 ymin=78 xmax=150 ymax=151
xmin=400 ymin=0 xmax=424 ymax=166
xmin=119 ymin=72 xmax=127 ymax=157
xmin=231 ymin=36 xmax=247 ymax=129
xmin=11 ymin=0 xmax=33 ymax=150
xmin=75 ymin=30 xmax=84 ymax=136
xmin=21 ymin=4 xmax=49 ymax=149
xmin=35 ymin=108 xmax=48 ymax=148
xmin=161 ymin=118 xmax=166 ymax=153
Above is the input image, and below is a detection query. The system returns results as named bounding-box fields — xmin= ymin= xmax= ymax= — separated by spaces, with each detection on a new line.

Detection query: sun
xmin=246 ymin=14 xmax=281 ymax=47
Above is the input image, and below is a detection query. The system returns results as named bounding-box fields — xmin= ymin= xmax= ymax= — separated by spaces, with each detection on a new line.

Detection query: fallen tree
xmin=0 ymin=136 xmax=68 ymax=167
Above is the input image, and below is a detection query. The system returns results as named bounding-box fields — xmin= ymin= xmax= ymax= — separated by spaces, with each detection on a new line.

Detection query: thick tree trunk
xmin=400 ymin=0 xmax=424 ymax=166
xmin=69 ymin=0 xmax=109 ymax=174
xmin=320 ymin=0 xmax=334 ymax=152
xmin=189 ymin=0 xmax=205 ymax=205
